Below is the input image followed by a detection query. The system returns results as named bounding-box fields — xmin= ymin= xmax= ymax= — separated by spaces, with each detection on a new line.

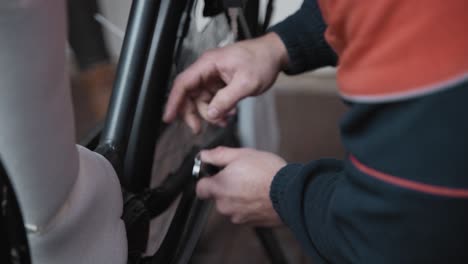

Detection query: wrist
xmin=259 ymin=32 xmax=290 ymax=72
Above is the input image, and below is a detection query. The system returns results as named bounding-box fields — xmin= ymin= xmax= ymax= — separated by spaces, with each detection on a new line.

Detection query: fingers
xmin=195 ymin=90 xmax=212 ymax=120
xmin=200 ymin=146 xmax=241 ymax=167
xmin=163 ymin=56 xmax=217 ymax=122
xmin=196 ymin=177 xmax=219 ymax=200
xmin=163 ymin=49 xmax=250 ymax=128
xmin=195 ymin=91 xmax=231 ymax=128
xmin=182 ymin=100 xmax=201 ymax=134
xmin=206 ymin=75 xmax=250 ymax=121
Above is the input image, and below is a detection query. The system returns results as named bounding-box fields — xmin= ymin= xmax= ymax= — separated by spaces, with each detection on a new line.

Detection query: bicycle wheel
xmin=145 ymin=1 xmax=239 ymax=259
xmin=92 ymin=0 xmax=287 ymax=263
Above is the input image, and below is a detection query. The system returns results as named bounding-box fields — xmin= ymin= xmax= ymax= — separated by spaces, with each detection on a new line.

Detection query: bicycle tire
xmin=92 ymin=0 xmax=288 ymax=263
xmin=144 ymin=3 xmax=238 ymax=258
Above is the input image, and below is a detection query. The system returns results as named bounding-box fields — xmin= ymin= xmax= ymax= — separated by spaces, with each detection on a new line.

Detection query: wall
xmin=262 ymin=0 xmax=302 ymax=25
xmin=97 ymin=0 xmax=304 ymax=59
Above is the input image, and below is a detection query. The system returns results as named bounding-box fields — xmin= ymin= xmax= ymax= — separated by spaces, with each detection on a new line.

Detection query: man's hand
xmin=163 ymin=32 xmax=288 ymax=133
xmin=196 ymin=147 xmax=287 ymax=227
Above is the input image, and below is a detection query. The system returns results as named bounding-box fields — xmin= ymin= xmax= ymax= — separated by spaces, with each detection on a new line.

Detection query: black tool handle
xmin=200 ymin=163 xmax=221 ymax=177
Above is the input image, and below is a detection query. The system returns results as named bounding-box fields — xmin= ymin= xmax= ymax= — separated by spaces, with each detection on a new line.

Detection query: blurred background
xmin=71 ymin=0 xmax=346 ymax=162
xmin=69 ymin=0 xmax=347 ymax=262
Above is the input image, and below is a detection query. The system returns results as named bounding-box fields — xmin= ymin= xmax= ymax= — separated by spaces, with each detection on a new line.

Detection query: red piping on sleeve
xmin=350 ymin=155 xmax=468 ymax=199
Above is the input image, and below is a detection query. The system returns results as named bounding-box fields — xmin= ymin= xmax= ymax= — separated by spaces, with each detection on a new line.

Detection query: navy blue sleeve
xmin=268 ymin=0 xmax=337 ymax=74
xmin=270 ymin=160 xmax=344 ymax=263
xmin=270 ymin=79 xmax=468 ymax=263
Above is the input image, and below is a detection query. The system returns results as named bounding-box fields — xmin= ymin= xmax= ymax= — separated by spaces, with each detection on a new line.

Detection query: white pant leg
xmin=0 ymin=1 xmax=126 ymax=263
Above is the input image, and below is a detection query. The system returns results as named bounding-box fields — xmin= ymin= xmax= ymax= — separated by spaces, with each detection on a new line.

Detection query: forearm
xmin=272 ymin=160 xmax=468 ymax=263
xmin=260 ymin=32 xmax=290 ymax=72
xmin=270 ymin=160 xmax=344 ymax=262
xmin=268 ymin=0 xmax=337 ymax=74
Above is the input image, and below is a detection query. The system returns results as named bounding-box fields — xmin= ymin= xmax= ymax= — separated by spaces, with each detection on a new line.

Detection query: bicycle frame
xmin=94 ymin=0 xmax=287 ymax=263
xmin=97 ymin=0 xmax=192 ymax=192
xmin=0 ymin=0 xmax=282 ymax=263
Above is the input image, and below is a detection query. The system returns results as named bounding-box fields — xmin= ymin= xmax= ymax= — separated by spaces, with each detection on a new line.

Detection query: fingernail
xmin=207 ymin=107 xmax=219 ymax=119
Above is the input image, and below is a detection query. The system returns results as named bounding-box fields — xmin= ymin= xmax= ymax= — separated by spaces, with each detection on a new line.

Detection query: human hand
xmin=196 ymin=147 xmax=287 ymax=227
xmin=163 ymin=32 xmax=288 ymax=133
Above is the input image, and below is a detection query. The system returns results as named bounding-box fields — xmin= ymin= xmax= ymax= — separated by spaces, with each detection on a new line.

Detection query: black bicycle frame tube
xmin=97 ymin=0 xmax=161 ymax=179
xmin=243 ymin=0 xmax=260 ymax=37
xmin=123 ymin=0 xmax=193 ymax=192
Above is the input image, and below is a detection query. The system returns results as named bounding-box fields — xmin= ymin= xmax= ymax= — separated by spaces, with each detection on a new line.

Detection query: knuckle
xmin=195 ymin=183 xmax=205 ymax=197
xmin=215 ymin=201 xmax=230 ymax=215
xmin=231 ymin=215 xmax=245 ymax=225
xmin=215 ymin=92 xmax=233 ymax=109
xmin=215 ymin=146 xmax=226 ymax=151
xmin=249 ymin=78 xmax=260 ymax=90
xmin=196 ymin=180 xmax=210 ymax=198
xmin=213 ymin=146 xmax=227 ymax=155
xmin=240 ymin=72 xmax=255 ymax=85
xmin=173 ymin=75 xmax=188 ymax=91
xmin=238 ymin=147 xmax=250 ymax=155
xmin=201 ymin=51 xmax=216 ymax=61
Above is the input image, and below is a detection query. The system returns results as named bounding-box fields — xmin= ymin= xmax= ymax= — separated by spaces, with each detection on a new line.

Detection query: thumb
xmin=207 ymin=76 xmax=249 ymax=121
xmin=196 ymin=177 xmax=219 ymax=200
xmin=201 ymin=146 xmax=241 ymax=167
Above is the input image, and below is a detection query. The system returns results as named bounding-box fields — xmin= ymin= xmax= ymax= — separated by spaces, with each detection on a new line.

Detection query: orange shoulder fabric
xmin=318 ymin=0 xmax=468 ymax=102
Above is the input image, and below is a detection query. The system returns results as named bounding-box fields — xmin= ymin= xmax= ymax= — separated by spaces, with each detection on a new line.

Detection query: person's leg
xmin=0 ymin=1 xmax=126 ymax=263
